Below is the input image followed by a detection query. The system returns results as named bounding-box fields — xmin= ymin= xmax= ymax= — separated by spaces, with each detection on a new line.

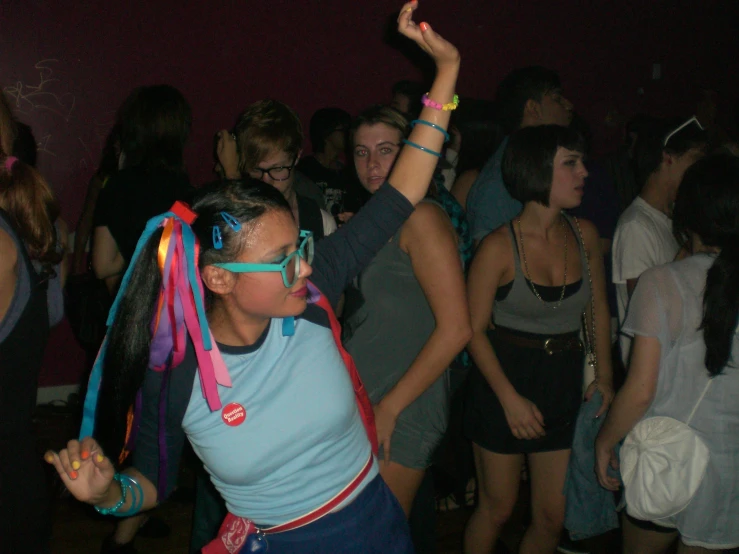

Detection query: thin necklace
xmin=517 ymin=214 xmax=568 ymax=309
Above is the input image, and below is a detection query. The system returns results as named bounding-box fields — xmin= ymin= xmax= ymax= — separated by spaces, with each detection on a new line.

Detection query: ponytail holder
xmin=3 ymin=156 xmax=19 ymax=171
xmin=220 ymin=212 xmax=242 ymax=231
xmin=170 ymin=201 xmax=198 ymax=225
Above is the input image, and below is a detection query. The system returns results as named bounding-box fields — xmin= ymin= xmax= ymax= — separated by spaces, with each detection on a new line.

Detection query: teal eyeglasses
xmin=213 ymin=230 xmax=314 ymax=288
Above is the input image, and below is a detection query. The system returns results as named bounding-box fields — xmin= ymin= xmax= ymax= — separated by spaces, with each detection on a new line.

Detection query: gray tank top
xmin=493 ymin=213 xmax=591 ymax=334
xmin=343 ymin=201 xmax=447 ymax=399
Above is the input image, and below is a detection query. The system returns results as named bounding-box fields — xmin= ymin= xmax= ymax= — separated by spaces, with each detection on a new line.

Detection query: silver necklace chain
xmin=517 ymin=215 xmax=568 ymax=310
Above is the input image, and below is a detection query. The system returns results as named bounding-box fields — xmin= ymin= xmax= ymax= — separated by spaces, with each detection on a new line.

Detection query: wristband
xmin=410 ymin=119 xmax=450 ymax=142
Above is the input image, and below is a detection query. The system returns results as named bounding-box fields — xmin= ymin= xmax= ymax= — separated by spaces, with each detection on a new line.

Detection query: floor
xmin=38 ymin=401 xmax=625 ymax=554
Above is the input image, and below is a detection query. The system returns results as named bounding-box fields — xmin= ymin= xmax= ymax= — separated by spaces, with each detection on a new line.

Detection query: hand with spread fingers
xmin=397 ymin=1 xmax=460 ymax=69
xmin=44 ymin=437 xmax=116 ymax=505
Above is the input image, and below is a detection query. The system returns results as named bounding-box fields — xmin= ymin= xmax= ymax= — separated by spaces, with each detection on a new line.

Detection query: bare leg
xmin=621 ymin=512 xmax=678 ymax=554
xmin=463 ymin=443 xmax=523 ymax=554
xmin=519 ymin=449 xmax=570 ymax=554
xmin=379 ymin=461 xmax=425 ymax=516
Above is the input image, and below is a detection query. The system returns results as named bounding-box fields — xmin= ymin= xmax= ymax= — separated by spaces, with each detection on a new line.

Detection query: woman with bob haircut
xmin=596 ymin=153 xmax=739 ymax=552
xmin=45 ymin=5 xmax=461 ymax=552
xmin=463 ymin=124 xmax=614 ymax=553
xmin=0 ymin=91 xmax=64 ymax=553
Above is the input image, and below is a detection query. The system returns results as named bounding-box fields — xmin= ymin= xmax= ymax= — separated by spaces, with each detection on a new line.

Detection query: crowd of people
xmin=1 ymin=2 xmax=737 ymax=553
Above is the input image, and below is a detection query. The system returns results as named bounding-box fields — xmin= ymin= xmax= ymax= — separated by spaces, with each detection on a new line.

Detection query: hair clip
xmin=212 ymin=226 xmax=223 ymax=250
xmin=170 ymin=201 xmax=198 ymax=225
xmin=220 ymin=212 xmax=242 ymax=232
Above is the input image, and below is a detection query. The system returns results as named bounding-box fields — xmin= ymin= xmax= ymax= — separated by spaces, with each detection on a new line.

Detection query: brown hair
xmin=0 ymin=91 xmax=18 ymax=156
xmin=233 ymin=100 xmax=303 ymax=173
xmin=0 ymin=156 xmax=62 ymax=265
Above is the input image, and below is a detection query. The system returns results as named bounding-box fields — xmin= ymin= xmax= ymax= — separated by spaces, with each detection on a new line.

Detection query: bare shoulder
xmin=571 ymin=216 xmax=600 ymax=251
xmin=477 ymin=225 xmax=512 ymax=258
xmin=0 ymin=228 xmax=18 ymax=270
xmin=403 ymin=201 xmax=455 ymax=239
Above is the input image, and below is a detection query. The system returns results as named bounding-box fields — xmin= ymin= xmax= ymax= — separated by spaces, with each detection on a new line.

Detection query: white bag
xmin=620 ymin=380 xmax=712 ymax=521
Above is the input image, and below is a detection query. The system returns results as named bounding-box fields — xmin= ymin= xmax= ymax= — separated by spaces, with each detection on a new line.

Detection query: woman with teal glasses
xmin=44 ymin=4 xmax=461 ymax=552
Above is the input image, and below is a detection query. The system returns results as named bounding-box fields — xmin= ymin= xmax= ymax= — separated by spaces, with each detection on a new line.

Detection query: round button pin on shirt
xmin=222 ymin=403 xmax=246 ymax=427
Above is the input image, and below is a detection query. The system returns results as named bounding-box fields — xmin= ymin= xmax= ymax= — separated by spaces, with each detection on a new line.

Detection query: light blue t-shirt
xmin=183 ymin=314 xmax=377 ymax=525
xmin=465 ymin=137 xmax=521 ymax=241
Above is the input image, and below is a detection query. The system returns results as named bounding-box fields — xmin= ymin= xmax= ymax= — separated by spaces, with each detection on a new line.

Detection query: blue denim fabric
xmin=563 ymin=390 xmax=619 ymax=540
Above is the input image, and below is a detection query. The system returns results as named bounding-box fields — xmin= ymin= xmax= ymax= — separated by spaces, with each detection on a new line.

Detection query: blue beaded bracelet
xmin=94 ymin=473 xmax=127 ymax=516
xmin=402 ymin=139 xmax=442 ymax=158
xmin=410 ymin=119 xmax=450 ymax=142
xmin=93 ymin=473 xmax=144 ymax=517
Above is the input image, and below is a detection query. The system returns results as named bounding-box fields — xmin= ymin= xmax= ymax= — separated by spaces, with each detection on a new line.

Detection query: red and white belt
xmin=202 ymin=452 xmax=375 ymax=554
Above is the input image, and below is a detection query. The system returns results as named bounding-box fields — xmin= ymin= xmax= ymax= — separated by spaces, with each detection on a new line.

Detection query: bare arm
xmin=374 ymin=204 xmax=471 ymax=461
xmin=0 ymin=229 xmax=18 ymax=324
xmin=579 ymin=218 xmax=615 ymax=416
xmin=595 ymin=334 xmax=660 ymax=489
xmin=92 ymin=226 xmax=125 ymax=285
xmin=386 ymin=4 xmax=460 ymax=206
xmin=450 ymin=168 xmax=479 ymax=209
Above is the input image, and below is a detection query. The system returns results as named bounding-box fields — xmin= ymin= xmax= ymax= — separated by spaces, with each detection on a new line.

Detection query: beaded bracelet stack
xmin=421 ymin=93 xmax=459 ymax=112
xmin=94 ymin=473 xmax=145 ymax=517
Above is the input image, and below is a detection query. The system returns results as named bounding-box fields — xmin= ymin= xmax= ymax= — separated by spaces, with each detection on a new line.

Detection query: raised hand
xmin=397 ymin=1 xmax=460 ymax=69
xmin=216 ymin=130 xmax=240 ymax=179
xmin=45 ymin=437 xmax=116 ymax=505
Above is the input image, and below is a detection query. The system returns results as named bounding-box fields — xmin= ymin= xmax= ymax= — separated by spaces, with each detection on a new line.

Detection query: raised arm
xmin=389 ymin=2 xmax=460 ymax=205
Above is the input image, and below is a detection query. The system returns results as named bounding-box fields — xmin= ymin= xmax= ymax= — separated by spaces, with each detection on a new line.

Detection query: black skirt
xmin=464 ymin=326 xmax=584 ymax=454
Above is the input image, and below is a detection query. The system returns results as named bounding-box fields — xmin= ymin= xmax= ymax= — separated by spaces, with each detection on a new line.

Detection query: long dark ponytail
xmin=96 ymin=179 xmax=290 ymax=458
xmin=673 ymin=153 xmax=739 ymax=376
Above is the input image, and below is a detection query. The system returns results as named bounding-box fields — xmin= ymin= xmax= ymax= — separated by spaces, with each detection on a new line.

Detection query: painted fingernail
xmin=72 ymin=460 xmax=81 ymax=470
xmin=81 ymin=451 xmax=90 ymax=460
xmin=420 ymin=22 xmax=429 ymax=32
xmin=69 ymin=470 xmax=78 ymax=480
xmin=96 ymin=454 xmax=104 ymax=463
xmin=44 ymin=453 xmax=54 ymax=463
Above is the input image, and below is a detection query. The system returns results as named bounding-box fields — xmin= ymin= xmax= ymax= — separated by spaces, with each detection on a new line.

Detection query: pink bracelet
xmin=421 ymin=93 xmax=459 ymax=111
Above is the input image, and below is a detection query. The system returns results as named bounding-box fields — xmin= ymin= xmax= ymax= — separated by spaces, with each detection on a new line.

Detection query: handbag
xmin=620 ymin=379 xmax=712 ymax=521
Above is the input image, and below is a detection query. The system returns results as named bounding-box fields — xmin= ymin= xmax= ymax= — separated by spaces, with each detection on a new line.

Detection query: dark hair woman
xmin=463 ymin=125 xmax=614 ymax=553
xmin=45 ymin=7 xmax=461 ymax=552
xmin=596 ymin=153 xmax=739 ymax=552
xmin=92 ymin=84 xmax=194 ymax=295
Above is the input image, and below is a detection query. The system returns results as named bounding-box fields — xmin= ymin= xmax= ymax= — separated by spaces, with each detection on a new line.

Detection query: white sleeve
xmin=612 ymin=220 xmax=660 ymax=284
xmin=321 ymin=209 xmax=338 ymax=236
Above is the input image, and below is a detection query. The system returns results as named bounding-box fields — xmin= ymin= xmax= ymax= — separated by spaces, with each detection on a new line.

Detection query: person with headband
xmin=45 ymin=4 xmax=460 ymax=552
xmin=0 ymin=145 xmax=64 ymax=550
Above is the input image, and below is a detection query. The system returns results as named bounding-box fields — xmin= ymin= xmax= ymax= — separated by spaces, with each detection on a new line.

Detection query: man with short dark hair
xmin=466 ymin=66 xmax=573 ymax=242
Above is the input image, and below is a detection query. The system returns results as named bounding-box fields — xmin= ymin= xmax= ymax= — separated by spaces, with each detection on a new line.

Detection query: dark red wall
xmin=2 ymin=0 xmax=736 ymax=386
